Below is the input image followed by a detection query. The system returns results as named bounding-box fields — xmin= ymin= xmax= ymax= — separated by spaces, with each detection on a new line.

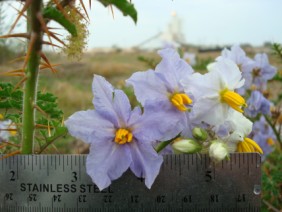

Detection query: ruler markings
xmin=0 ymin=154 xmax=261 ymax=211
xmin=24 ymin=156 xmax=26 ymax=170
xmin=178 ymin=154 xmax=182 ymax=176
xmin=63 ymin=156 xmax=65 ymax=172
xmin=31 ymin=155 xmax=33 ymax=172
xmin=187 ymin=155 xmax=189 ymax=170
xmin=71 ymin=155 xmax=73 ymax=170
xmin=247 ymin=155 xmax=250 ymax=175
xmin=239 ymin=154 xmax=241 ymax=168
xmin=230 ymin=155 xmax=232 ymax=170
xmin=204 ymin=154 xmax=207 ymax=169
xmin=47 ymin=155 xmax=49 ymax=176
xmin=54 ymin=155 xmax=57 ymax=170
xmin=196 ymin=154 xmax=198 ymax=171
xmin=51 ymin=155 xmax=53 ymax=167
xmin=78 ymin=156 xmax=81 ymax=181
xmin=221 ymin=160 xmax=224 ymax=169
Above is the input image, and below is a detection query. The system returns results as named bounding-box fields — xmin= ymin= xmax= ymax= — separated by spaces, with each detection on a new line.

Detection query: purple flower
xmin=126 ymin=48 xmax=194 ymax=138
xmin=216 ymin=45 xmax=255 ymax=95
xmin=251 ymin=116 xmax=275 ymax=160
xmin=244 ymin=90 xmax=271 ymax=118
xmin=251 ymin=53 xmax=277 ymax=91
xmin=65 ymin=75 xmax=174 ymax=190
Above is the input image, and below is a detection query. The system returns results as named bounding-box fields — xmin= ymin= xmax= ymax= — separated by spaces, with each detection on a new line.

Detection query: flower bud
xmin=192 ymin=127 xmax=208 ymax=141
xmin=172 ymin=139 xmax=202 ymax=154
xmin=209 ymin=141 xmax=229 ymax=161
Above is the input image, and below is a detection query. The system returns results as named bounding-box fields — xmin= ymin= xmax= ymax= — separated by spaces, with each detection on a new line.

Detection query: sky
xmin=1 ymin=0 xmax=282 ymax=49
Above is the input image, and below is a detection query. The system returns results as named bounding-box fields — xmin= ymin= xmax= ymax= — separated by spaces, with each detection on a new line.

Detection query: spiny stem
xmin=21 ymin=0 xmax=43 ymax=154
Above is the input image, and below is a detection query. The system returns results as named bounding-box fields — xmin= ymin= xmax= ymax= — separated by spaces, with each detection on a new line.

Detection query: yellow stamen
xmin=220 ymin=89 xmax=247 ymax=113
xmin=114 ymin=128 xmax=133 ymax=145
xmin=170 ymin=93 xmax=192 ymax=112
xmin=237 ymin=138 xmax=263 ymax=154
xmin=8 ymin=123 xmax=17 ymax=136
xmin=266 ymin=138 xmax=274 ymax=146
xmin=0 ymin=114 xmax=3 ymax=120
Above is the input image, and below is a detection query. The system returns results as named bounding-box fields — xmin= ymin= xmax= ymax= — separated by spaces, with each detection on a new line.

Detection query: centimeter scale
xmin=0 ymin=153 xmax=261 ymax=212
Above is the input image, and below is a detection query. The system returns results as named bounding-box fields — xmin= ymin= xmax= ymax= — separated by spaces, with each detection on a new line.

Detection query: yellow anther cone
xmin=237 ymin=138 xmax=263 ymax=154
xmin=220 ymin=89 xmax=247 ymax=113
xmin=170 ymin=93 xmax=192 ymax=112
xmin=114 ymin=128 xmax=133 ymax=145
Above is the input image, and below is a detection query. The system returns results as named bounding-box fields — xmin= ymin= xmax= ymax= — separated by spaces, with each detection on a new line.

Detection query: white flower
xmin=209 ymin=141 xmax=229 ymax=161
xmin=0 ymin=119 xmax=17 ymax=141
xmin=224 ymin=111 xmax=263 ymax=154
xmin=181 ymin=58 xmax=246 ymax=126
xmin=216 ymin=45 xmax=255 ymax=94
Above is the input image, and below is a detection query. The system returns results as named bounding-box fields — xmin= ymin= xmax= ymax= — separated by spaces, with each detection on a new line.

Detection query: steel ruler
xmin=0 ymin=153 xmax=261 ymax=211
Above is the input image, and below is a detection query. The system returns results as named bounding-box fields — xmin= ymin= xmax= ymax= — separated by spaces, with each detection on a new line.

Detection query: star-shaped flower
xmin=126 ymin=48 xmax=194 ymax=138
xmin=251 ymin=53 xmax=277 ymax=91
xmin=182 ymin=58 xmax=246 ymax=126
xmin=65 ymin=75 xmax=174 ymax=190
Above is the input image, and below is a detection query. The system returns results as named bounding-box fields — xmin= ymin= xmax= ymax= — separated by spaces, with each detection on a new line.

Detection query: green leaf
xmin=37 ymin=92 xmax=63 ymax=119
xmin=98 ymin=0 xmax=137 ymax=23
xmin=43 ymin=6 xmax=77 ymax=37
xmin=0 ymin=83 xmax=23 ymax=110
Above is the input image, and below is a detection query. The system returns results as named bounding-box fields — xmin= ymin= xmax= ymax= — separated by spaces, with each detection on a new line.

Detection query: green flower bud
xmin=209 ymin=141 xmax=229 ymax=161
xmin=172 ymin=139 xmax=202 ymax=154
xmin=192 ymin=127 xmax=208 ymax=141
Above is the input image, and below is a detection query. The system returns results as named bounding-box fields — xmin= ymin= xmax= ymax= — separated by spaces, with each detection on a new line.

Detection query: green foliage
xmin=272 ymin=43 xmax=282 ymax=61
xmin=0 ymin=83 xmax=63 ymax=120
xmin=98 ymin=0 xmax=138 ymax=23
xmin=43 ymin=6 xmax=77 ymax=37
xmin=193 ymin=57 xmax=214 ymax=72
xmin=0 ymin=82 xmax=67 ymax=153
xmin=0 ymin=83 xmax=23 ymax=110
xmin=122 ymin=85 xmax=140 ymax=108
xmin=137 ymin=56 xmax=158 ymax=69
xmin=262 ymin=149 xmax=282 ymax=211
xmin=37 ymin=92 xmax=63 ymax=119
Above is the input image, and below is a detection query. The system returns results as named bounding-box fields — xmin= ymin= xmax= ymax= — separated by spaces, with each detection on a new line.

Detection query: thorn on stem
xmin=8 ymin=0 xmax=33 ymax=34
xmin=23 ymin=33 xmax=38 ymax=70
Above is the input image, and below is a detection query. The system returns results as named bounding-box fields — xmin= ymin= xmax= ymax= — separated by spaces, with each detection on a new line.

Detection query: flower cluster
xmin=66 ymin=45 xmax=277 ymax=190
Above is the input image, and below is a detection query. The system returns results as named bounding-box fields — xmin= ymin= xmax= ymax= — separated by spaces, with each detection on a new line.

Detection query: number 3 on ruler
xmin=71 ymin=172 xmax=77 ymax=182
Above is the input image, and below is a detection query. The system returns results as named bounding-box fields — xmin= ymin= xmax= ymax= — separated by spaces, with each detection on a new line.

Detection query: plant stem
xmin=21 ymin=0 xmax=43 ymax=154
xmin=264 ymin=115 xmax=281 ymax=145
